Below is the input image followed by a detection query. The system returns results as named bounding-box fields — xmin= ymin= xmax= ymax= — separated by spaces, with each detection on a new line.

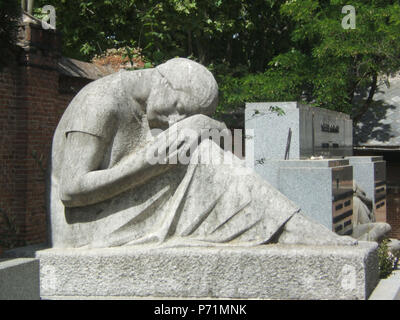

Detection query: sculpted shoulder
xmin=53 ymin=71 xmax=132 ymax=145
xmin=69 ymin=70 xmax=129 ymax=107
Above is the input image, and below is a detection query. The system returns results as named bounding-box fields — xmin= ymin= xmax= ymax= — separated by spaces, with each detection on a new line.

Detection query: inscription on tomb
xmin=321 ymin=123 xmax=340 ymax=133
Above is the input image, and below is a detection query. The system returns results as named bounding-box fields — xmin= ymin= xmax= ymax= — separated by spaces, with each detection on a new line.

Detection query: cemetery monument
xmin=38 ymin=58 xmax=379 ymax=299
xmin=245 ymin=102 xmax=391 ymax=242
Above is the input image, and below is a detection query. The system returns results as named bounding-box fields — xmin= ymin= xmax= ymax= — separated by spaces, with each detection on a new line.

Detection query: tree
xmin=33 ymin=1 xmax=400 ymax=120
xmin=265 ymin=0 xmax=400 ymax=121
xmin=33 ymin=0 xmax=293 ymax=116
xmin=33 ymin=0 xmax=290 ymax=67
xmin=218 ymin=0 xmax=400 ymax=119
xmin=0 ymin=0 xmax=21 ymax=71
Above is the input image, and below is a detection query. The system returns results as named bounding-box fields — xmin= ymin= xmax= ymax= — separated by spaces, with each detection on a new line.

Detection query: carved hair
xmin=156 ymin=58 xmax=219 ymax=115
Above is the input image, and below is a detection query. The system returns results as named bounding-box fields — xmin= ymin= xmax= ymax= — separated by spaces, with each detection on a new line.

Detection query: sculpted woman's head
xmin=146 ymin=58 xmax=219 ymax=129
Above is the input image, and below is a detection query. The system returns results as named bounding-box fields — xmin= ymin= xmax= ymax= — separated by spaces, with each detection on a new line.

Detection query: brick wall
xmin=0 ymin=66 xmax=22 ymax=247
xmin=0 ymin=22 xmax=91 ymax=249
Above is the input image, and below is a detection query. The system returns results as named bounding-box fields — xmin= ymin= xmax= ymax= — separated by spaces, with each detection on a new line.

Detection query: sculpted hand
xmin=145 ymin=125 xmax=200 ymax=165
xmin=176 ymin=114 xmax=227 ymax=132
xmin=146 ymin=114 xmax=229 ymax=165
xmin=171 ymin=114 xmax=230 ymax=163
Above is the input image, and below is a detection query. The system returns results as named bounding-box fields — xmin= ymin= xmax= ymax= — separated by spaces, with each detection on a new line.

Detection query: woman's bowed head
xmin=145 ymin=58 xmax=231 ymax=165
xmin=147 ymin=58 xmax=220 ymax=129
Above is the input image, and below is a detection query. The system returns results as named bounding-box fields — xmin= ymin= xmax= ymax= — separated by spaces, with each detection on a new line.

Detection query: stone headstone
xmin=245 ymin=102 xmax=355 ymax=233
xmin=257 ymin=159 xmax=354 ymax=234
xmin=245 ymin=102 xmax=353 ymax=162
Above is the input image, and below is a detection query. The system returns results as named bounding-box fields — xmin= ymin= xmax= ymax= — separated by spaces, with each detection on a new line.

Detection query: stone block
xmin=278 ymin=159 xmax=353 ymax=234
xmin=252 ymin=159 xmax=353 ymax=234
xmin=37 ymin=242 xmax=379 ymax=300
xmin=0 ymin=258 xmax=40 ymax=300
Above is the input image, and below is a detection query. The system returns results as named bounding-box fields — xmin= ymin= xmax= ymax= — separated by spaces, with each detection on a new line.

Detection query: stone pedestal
xmin=37 ymin=242 xmax=379 ymax=300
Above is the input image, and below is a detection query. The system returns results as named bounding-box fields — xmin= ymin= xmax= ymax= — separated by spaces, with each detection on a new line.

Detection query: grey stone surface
xmin=352 ymin=222 xmax=391 ymax=242
xmin=347 ymin=156 xmax=385 ymax=201
xmin=278 ymin=159 xmax=350 ymax=168
xmin=41 ymin=296 xmax=249 ymax=300
xmin=252 ymin=160 xmax=282 ymax=189
xmin=252 ymin=157 xmax=390 ymax=241
xmin=43 ymin=58 xmax=370 ymax=301
xmin=251 ymin=159 xmax=353 ymax=234
xmin=48 ymin=58 xmax=355 ymax=249
xmin=369 ymin=270 xmax=400 ymax=300
xmin=245 ymin=102 xmax=353 ymax=163
xmin=0 ymin=258 xmax=40 ymax=300
xmin=37 ymin=242 xmax=379 ymax=300
xmin=246 ymin=102 xmax=301 ymax=161
xmin=245 ymin=103 xmax=357 ymax=235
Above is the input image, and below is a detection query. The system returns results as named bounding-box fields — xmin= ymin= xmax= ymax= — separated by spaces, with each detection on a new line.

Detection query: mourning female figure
xmin=49 ymin=58 xmax=355 ymax=248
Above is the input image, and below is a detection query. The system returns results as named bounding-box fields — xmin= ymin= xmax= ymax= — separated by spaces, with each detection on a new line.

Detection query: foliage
xmin=31 ymin=0 xmax=400 ymax=119
xmin=0 ymin=0 xmax=21 ymax=71
xmin=217 ymin=0 xmax=400 ymax=117
xmin=214 ymin=54 xmax=309 ymax=114
xmin=377 ymin=238 xmax=396 ymax=279
xmin=33 ymin=0 xmax=291 ymax=67
xmin=268 ymin=0 xmax=400 ymax=120
xmin=31 ymin=0 xmax=293 ymax=116
xmin=92 ymin=46 xmax=151 ymax=71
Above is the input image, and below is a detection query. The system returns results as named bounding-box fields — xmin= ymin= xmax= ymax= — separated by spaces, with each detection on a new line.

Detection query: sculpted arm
xmin=60 ymin=114 xmax=227 ymax=208
xmin=59 ymin=132 xmax=172 ymax=208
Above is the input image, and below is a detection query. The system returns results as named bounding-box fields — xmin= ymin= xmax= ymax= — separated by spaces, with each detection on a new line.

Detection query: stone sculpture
xmin=49 ymin=58 xmax=356 ymax=249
